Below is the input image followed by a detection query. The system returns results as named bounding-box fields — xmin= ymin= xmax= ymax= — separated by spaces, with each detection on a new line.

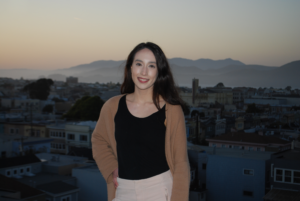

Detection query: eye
xmin=149 ymin=65 xmax=156 ymax=68
xmin=136 ymin=62 xmax=142 ymax=66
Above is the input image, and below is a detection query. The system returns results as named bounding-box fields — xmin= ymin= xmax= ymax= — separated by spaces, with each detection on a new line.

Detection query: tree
xmin=215 ymin=82 xmax=224 ymax=88
xmin=22 ymin=78 xmax=54 ymax=100
xmin=43 ymin=104 xmax=53 ymax=113
xmin=63 ymin=96 xmax=105 ymax=121
xmin=285 ymin=86 xmax=292 ymax=91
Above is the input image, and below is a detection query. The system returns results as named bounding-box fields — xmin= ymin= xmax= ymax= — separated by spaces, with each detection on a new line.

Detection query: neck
xmin=131 ymin=86 xmax=154 ymax=104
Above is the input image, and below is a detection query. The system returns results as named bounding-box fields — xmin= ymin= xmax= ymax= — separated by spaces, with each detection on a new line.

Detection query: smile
xmin=137 ymin=77 xmax=149 ymax=83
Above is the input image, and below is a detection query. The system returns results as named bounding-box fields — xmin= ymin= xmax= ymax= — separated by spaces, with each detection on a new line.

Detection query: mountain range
xmin=0 ymin=58 xmax=299 ymax=88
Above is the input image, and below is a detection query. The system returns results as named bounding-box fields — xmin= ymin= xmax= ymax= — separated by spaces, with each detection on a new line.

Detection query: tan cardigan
xmin=91 ymin=95 xmax=190 ymax=201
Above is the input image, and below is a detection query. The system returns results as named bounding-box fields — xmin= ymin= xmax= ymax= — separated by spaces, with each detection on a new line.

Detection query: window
xmin=249 ymin=147 xmax=253 ymax=151
xmin=59 ymin=132 xmax=62 ymax=137
xmin=275 ymin=168 xmax=300 ymax=184
xmin=5 ymin=170 xmax=11 ymax=177
xmin=13 ymin=169 xmax=18 ymax=175
xmin=26 ymin=166 xmax=31 ymax=173
xmin=10 ymin=128 xmax=14 ymax=134
xmin=61 ymin=195 xmax=71 ymax=201
xmin=229 ymin=145 xmax=232 ymax=148
xmin=244 ymin=169 xmax=254 ymax=176
xmin=19 ymin=167 xmax=25 ymax=175
xmin=257 ymin=148 xmax=261 ymax=151
xmin=63 ymin=132 xmax=65 ymax=137
xmin=202 ymin=163 xmax=206 ymax=170
xmin=233 ymin=145 xmax=239 ymax=149
xmin=243 ymin=191 xmax=253 ymax=197
xmin=212 ymin=144 xmax=216 ymax=147
xmin=294 ymin=171 xmax=300 ymax=184
xmin=285 ymin=170 xmax=292 ymax=182
xmin=222 ymin=144 xmax=226 ymax=148
xmin=68 ymin=134 xmax=75 ymax=140
xmin=1 ymin=151 xmax=6 ymax=158
xmin=15 ymin=128 xmax=19 ymax=134
xmin=80 ymin=135 xmax=87 ymax=141
xmin=36 ymin=130 xmax=40 ymax=137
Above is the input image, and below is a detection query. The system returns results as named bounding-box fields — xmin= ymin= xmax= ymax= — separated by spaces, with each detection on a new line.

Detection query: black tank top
xmin=114 ymin=95 xmax=169 ymax=180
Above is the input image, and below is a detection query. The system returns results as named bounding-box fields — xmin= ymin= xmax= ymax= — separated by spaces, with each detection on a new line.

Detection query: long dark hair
xmin=121 ymin=42 xmax=183 ymax=110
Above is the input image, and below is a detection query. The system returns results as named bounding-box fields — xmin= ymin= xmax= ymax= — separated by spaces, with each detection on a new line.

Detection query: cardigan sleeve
xmin=170 ymin=106 xmax=190 ymax=201
xmin=91 ymin=102 xmax=118 ymax=184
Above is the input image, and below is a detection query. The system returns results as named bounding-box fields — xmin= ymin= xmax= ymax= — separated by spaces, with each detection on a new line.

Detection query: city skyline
xmin=1 ymin=0 xmax=300 ymax=70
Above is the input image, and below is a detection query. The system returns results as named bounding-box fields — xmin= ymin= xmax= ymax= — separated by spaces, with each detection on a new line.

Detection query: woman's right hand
xmin=112 ymin=168 xmax=119 ymax=188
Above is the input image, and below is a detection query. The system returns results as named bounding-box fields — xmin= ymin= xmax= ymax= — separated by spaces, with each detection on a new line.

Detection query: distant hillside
xmin=168 ymin=58 xmax=245 ymax=69
xmin=1 ymin=59 xmax=299 ymax=88
xmin=66 ymin=60 xmax=125 ymax=71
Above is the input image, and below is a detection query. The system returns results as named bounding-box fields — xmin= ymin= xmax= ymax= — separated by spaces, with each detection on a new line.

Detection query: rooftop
xmin=18 ymin=172 xmax=76 ymax=186
xmin=37 ymin=181 xmax=78 ymax=195
xmin=271 ymin=149 xmax=300 ymax=161
xmin=36 ymin=153 xmax=88 ymax=167
xmin=207 ymin=132 xmax=291 ymax=145
xmin=188 ymin=143 xmax=273 ymax=160
xmin=0 ymin=154 xmax=41 ymax=169
xmin=0 ymin=174 xmax=44 ymax=200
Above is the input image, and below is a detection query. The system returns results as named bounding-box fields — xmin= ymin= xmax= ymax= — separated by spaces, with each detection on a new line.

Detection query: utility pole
xmin=30 ymin=103 xmax=33 ymax=136
xmin=195 ymin=114 xmax=199 ymax=145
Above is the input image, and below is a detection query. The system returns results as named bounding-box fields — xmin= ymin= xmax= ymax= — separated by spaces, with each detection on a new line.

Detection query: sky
xmin=0 ymin=0 xmax=299 ymax=70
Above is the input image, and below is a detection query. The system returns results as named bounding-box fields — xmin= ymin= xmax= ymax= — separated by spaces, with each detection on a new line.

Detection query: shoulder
xmin=166 ymin=103 xmax=184 ymax=122
xmin=101 ymin=94 xmax=125 ymax=113
xmin=166 ymin=103 xmax=183 ymax=115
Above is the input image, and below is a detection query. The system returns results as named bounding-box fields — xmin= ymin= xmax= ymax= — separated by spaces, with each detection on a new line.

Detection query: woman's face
xmin=131 ymin=48 xmax=158 ymax=91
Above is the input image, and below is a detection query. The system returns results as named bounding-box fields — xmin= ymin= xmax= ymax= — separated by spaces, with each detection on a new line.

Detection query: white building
xmin=65 ymin=121 xmax=97 ymax=150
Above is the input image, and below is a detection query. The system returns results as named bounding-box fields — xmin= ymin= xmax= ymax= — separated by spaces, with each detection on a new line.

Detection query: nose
xmin=141 ymin=65 xmax=147 ymax=76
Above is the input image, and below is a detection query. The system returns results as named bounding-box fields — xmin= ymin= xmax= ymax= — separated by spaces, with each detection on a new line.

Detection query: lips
xmin=137 ymin=77 xmax=149 ymax=83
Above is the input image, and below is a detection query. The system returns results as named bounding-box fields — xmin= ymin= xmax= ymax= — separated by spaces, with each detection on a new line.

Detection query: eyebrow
xmin=135 ymin=59 xmax=156 ymax=64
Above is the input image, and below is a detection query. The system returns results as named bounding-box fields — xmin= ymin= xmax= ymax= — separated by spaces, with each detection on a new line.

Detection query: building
xmin=0 ymin=134 xmax=14 ymax=158
xmin=179 ymin=80 xmax=233 ymax=107
xmin=66 ymin=77 xmax=78 ymax=84
xmin=192 ymin=78 xmax=199 ymax=105
xmin=263 ymin=148 xmax=300 ymax=200
xmin=4 ymin=122 xmax=48 ymax=138
xmin=245 ymin=98 xmax=287 ymax=106
xmin=35 ymin=153 xmax=88 ymax=176
xmin=13 ymin=136 xmax=53 ymax=156
xmin=207 ymin=132 xmax=291 ymax=152
xmin=0 ymin=174 xmax=46 ymax=201
xmin=1 ymin=98 xmax=41 ymax=113
xmin=72 ymin=164 xmax=108 ymax=201
xmin=0 ymin=154 xmax=42 ymax=178
xmin=188 ymin=145 xmax=273 ymax=201
xmin=47 ymin=122 xmax=67 ymax=154
xmin=65 ymin=121 xmax=96 ymax=150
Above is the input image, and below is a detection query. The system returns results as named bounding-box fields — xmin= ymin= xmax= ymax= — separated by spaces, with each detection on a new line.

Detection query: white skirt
xmin=113 ymin=170 xmax=173 ymax=201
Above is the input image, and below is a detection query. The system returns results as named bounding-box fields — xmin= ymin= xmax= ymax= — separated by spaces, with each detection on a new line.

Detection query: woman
xmin=92 ymin=42 xmax=190 ymax=201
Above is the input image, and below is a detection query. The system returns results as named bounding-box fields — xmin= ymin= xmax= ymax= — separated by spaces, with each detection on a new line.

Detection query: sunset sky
xmin=0 ymin=0 xmax=299 ymax=70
